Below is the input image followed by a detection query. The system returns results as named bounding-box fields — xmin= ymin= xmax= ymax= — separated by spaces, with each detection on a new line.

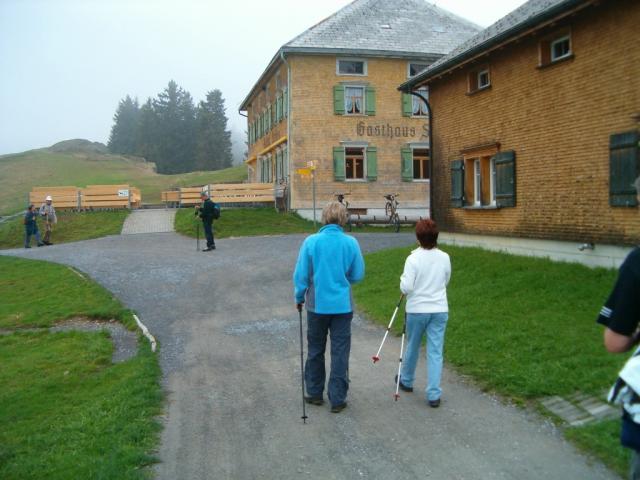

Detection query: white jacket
xmin=400 ymin=247 xmax=451 ymax=313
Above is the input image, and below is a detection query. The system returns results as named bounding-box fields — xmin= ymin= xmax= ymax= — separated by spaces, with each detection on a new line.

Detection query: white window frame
xmin=336 ymin=58 xmax=367 ymax=76
xmin=474 ymin=159 xmax=481 ymax=206
xmin=550 ymin=34 xmax=571 ymax=62
xmin=477 ymin=69 xmax=490 ymax=90
xmin=344 ymin=85 xmax=366 ymax=116
xmin=407 ymin=62 xmax=429 ymax=78
xmin=341 ymin=143 xmax=368 ymax=182
xmin=410 ymin=144 xmax=430 ymax=183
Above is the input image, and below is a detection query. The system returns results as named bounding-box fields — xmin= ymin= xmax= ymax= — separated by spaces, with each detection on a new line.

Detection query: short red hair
xmin=415 ymin=219 xmax=438 ymax=249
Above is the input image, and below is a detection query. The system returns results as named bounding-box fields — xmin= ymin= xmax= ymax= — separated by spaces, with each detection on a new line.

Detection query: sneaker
xmin=428 ymin=398 xmax=441 ymax=408
xmin=331 ymin=402 xmax=347 ymax=413
xmin=304 ymin=396 xmax=324 ymax=406
xmin=37 ymin=243 xmax=45 ymax=247
xmin=43 ymin=241 xmax=52 ymax=245
xmin=202 ymin=247 xmax=214 ymax=252
xmin=395 ymin=375 xmax=413 ymax=392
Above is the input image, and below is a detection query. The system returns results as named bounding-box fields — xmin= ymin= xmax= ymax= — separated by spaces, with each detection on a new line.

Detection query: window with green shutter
xmin=283 ymin=88 xmax=288 ymax=118
xmin=276 ymin=94 xmax=282 ymax=122
xmin=494 ymin=150 xmax=516 ymax=208
xmin=401 ymin=148 xmax=413 ymax=181
xmin=401 ymin=93 xmax=413 ymax=117
xmin=333 ymin=147 xmax=345 ymax=181
xmin=610 ymin=131 xmax=639 ymax=206
xmin=451 ymin=160 xmax=465 ymax=207
xmin=366 ymin=146 xmax=377 ymax=181
xmin=333 ymin=85 xmax=345 ymax=115
xmin=365 ymin=87 xmax=376 ymax=116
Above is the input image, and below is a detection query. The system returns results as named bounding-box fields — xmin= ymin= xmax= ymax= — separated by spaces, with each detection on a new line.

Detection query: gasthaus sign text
xmin=356 ymin=121 xmax=429 ymax=139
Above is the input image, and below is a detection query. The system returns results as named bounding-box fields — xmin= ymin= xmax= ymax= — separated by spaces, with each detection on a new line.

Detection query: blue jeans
xmin=400 ymin=312 xmax=448 ymax=401
xmin=25 ymin=228 xmax=41 ymax=248
xmin=202 ymin=221 xmax=215 ymax=248
xmin=305 ymin=311 xmax=352 ymax=406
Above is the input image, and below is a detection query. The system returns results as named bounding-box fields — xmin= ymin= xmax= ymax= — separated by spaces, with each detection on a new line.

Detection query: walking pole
xmin=196 ymin=221 xmax=200 ymax=251
xmin=297 ymin=304 xmax=308 ymax=424
xmin=372 ymin=293 xmax=404 ymax=363
xmin=394 ymin=313 xmax=407 ymax=401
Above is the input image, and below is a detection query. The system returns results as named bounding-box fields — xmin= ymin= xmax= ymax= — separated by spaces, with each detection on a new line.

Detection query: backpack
xmin=212 ymin=203 xmax=221 ymax=220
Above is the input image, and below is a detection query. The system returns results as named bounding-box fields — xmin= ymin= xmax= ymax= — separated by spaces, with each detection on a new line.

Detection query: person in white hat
xmin=39 ymin=195 xmax=57 ymax=245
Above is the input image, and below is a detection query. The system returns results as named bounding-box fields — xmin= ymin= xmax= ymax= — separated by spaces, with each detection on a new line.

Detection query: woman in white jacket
xmin=397 ymin=219 xmax=451 ymax=407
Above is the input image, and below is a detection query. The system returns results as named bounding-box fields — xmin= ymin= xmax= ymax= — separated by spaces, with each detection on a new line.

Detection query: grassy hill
xmin=0 ymin=147 xmax=247 ymax=215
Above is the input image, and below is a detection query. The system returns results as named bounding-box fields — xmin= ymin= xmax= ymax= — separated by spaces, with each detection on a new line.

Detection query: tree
xmin=135 ymin=98 xmax=159 ymax=165
xmin=107 ymin=95 xmax=139 ymax=155
xmin=195 ymin=89 xmax=232 ymax=171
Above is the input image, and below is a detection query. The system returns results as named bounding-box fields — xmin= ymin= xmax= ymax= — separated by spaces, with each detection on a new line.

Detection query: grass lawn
xmin=175 ymin=207 xmax=413 ymax=239
xmin=353 ymin=244 xmax=627 ymax=475
xmin=0 ymin=210 xmax=128 ymax=250
xmin=0 ymin=149 xmax=247 ymax=215
xmin=0 ymin=256 xmax=162 ymax=479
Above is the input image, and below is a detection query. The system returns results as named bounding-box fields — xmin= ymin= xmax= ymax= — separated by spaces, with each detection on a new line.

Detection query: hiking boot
xmin=202 ymin=247 xmax=215 ymax=252
xmin=37 ymin=243 xmax=44 ymax=247
xmin=428 ymin=398 xmax=441 ymax=408
xmin=395 ymin=374 xmax=413 ymax=392
xmin=331 ymin=402 xmax=347 ymax=413
xmin=304 ymin=396 xmax=324 ymax=406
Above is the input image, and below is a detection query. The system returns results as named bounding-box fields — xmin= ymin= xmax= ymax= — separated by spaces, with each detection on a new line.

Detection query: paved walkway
xmin=0 ymin=233 xmax=619 ymax=480
xmin=121 ymin=209 xmax=176 ymax=234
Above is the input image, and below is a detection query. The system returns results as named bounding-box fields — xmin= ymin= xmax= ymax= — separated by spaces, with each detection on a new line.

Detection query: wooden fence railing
xmin=29 ymin=185 xmax=141 ymax=209
xmin=162 ymin=183 xmax=275 ymax=207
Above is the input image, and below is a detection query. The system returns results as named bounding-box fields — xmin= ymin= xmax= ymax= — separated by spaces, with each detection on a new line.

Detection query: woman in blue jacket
xmin=293 ymin=201 xmax=365 ymax=413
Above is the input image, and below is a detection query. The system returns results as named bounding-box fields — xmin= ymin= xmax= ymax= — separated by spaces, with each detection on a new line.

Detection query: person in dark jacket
xmin=196 ymin=192 xmax=216 ymax=251
xmin=24 ymin=204 xmax=44 ymax=248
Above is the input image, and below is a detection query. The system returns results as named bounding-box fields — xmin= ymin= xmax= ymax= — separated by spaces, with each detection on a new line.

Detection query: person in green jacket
xmin=196 ymin=192 xmax=217 ymax=251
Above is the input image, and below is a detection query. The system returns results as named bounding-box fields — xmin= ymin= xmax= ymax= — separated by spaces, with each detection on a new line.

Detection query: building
xmin=400 ymin=0 xmax=640 ymax=266
xmin=240 ymin=0 xmax=480 ymax=219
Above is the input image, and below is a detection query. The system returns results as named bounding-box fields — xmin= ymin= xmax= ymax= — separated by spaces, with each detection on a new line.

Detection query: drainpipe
xmin=280 ymin=50 xmax=292 ymax=212
xmin=408 ymin=89 xmax=433 ymax=221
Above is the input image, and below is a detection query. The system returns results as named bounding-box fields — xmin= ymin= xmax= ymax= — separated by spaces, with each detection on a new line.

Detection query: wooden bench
xmin=30 ymin=187 xmax=80 ymax=209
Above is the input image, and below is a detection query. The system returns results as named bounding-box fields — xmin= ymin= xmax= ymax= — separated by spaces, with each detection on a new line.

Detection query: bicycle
xmin=383 ymin=194 xmax=401 ymax=233
xmin=334 ymin=192 xmax=352 ymax=232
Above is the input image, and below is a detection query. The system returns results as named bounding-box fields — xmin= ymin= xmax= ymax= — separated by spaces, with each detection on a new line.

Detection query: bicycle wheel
xmin=385 ymin=202 xmax=392 ymax=217
xmin=393 ymin=213 xmax=400 ymax=233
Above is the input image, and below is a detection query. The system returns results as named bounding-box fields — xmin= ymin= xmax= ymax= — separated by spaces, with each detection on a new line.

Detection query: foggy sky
xmin=0 ymin=0 xmax=526 ymax=156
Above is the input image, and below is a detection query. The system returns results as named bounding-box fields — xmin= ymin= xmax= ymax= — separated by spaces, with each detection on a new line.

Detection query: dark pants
xmin=25 ymin=227 xmax=41 ymax=247
xmin=305 ymin=311 xmax=352 ymax=407
xmin=202 ymin=221 xmax=215 ymax=248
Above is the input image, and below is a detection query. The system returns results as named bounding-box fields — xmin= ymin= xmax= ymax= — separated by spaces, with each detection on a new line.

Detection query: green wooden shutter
xmin=494 ymin=150 xmax=516 ymax=208
xmin=283 ymin=87 xmax=288 ymax=118
xmin=401 ymin=148 xmax=413 ymax=181
xmin=249 ymin=124 xmax=253 ymax=145
xmin=451 ymin=160 xmax=465 ymax=208
xmin=272 ymin=101 xmax=277 ymax=124
xmin=276 ymin=94 xmax=282 ymax=122
xmin=267 ymin=105 xmax=272 ymax=131
xmin=402 ymin=93 xmax=413 ymax=117
xmin=333 ymin=85 xmax=345 ymax=115
xmin=366 ymin=146 xmax=377 ymax=181
xmin=365 ymin=87 xmax=376 ymax=116
xmin=610 ymin=131 xmax=640 ymax=206
xmin=333 ymin=147 xmax=345 ymax=181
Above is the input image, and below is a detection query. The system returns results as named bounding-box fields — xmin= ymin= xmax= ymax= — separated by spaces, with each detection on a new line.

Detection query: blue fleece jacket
xmin=293 ymin=224 xmax=365 ymax=314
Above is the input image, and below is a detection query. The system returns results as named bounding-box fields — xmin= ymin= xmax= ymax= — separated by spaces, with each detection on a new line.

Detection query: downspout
xmin=280 ymin=50 xmax=292 ymax=212
xmin=408 ymin=89 xmax=433 ymax=220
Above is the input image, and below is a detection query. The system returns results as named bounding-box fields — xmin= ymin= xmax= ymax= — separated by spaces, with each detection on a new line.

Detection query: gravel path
xmin=0 ymin=232 xmax=618 ymax=480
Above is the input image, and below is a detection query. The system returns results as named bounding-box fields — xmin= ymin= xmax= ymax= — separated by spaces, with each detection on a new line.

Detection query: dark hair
xmin=415 ymin=219 xmax=438 ymax=249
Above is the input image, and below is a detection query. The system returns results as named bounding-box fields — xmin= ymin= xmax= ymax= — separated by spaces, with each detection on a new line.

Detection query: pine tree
xmin=135 ymin=98 xmax=159 ymax=165
xmin=107 ymin=95 xmax=139 ymax=155
xmin=195 ymin=89 xmax=232 ymax=171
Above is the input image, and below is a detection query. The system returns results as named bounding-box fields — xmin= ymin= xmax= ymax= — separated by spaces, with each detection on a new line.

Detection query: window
xmin=412 ymin=87 xmax=429 ymax=117
xmin=402 ymin=147 xmax=430 ymax=181
xmin=345 ymin=86 xmax=364 ymax=115
xmin=333 ymin=145 xmax=377 ymax=182
xmin=468 ymin=67 xmax=491 ymax=93
xmin=539 ymin=31 xmax=572 ymax=66
xmin=610 ymin=130 xmax=640 ymax=206
xmin=408 ymin=63 xmax=429 ymax=78
xmin=551 ymin=35 xmax=571 ymax=62
xmin=337 ymin=59 xmax=367 ymax=76
xmin=345 ymin=147 xmax=365 ymax=180
xmin=450 ymin=150 xmax=515 ymax=208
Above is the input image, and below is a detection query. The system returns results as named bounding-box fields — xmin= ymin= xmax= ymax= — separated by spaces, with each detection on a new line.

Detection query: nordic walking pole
xmin=372 ymin=293 xmax=404 ymax=363
xmin=394 ymin=313 xmax=407 ymax=401
xmin=297 ymin=303 xmax=308 ymax=423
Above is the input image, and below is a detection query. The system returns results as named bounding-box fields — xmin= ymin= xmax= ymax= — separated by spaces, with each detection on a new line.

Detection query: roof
xmin=399 ymin=0 xmax=590 ymax=91
xmin=240 ymin=0 xmax=482 ymax=110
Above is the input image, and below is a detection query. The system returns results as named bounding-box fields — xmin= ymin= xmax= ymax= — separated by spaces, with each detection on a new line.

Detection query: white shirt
xmin=400 ymin=247 xmax=451 ymax=313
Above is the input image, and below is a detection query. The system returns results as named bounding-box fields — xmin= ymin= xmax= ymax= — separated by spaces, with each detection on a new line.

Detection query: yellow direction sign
xmin=297 ymin=168 xmax=313 ymax=177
